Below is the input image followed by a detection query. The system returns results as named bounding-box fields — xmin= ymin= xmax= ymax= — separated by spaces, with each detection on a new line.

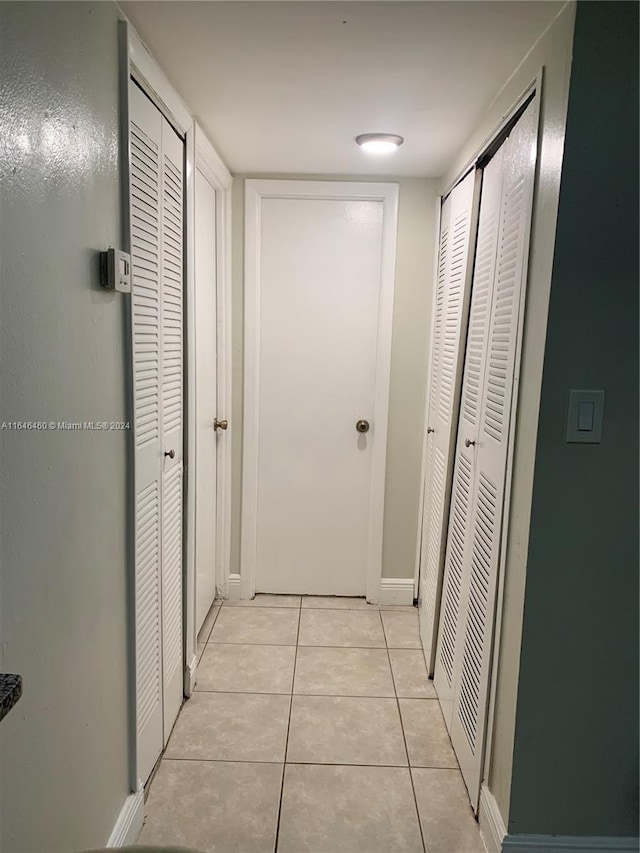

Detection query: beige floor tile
xmin=165 ymin=692 xmax=290 ymax=762
xmin=389 ymin=648 xmax=436 ymax=699
xmin=196 ymin=643 xmax=296 ymax=694
xmin=294 ymin=646 xmax=395 ymax=697
xmin=287 ymin=695 xmax=407 ymax=766
xmin=380 ymin=604 xmax=417 ymax=612
xmin=224 ymin=594 xmax=301 ymax=608
xmin=301 ymin=596 xmax=376 ymax=610
xmin=139 ymin=759 xmax=282 ymax=852
xmin=298 ymin=609 xmax=385 ymax=648
xmin=197 ymin=603 xmax=220 ymax=644
xmin=412 ymin=767 xmax=486 ymax=853
xmin=399 ymin=699 xmax=458 ymax=768
xmin=209 ymin=606 xmax=299 ymax=645
xmin=277 ymin=764 xmax=423 ymax=853
xmin=197 ymin=642 xmax=206 ymax=663
xmin=381 ymin=610 xmax=422 ymax=649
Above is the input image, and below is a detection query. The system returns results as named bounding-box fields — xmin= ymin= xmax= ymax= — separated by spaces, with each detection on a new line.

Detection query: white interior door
xmin=194 ymin=168 xmax=218 ymax=632
xmin=418 ymin=169 xmax=480 ymax=673
xmin=130 ymin=81 xmax=185 ymax=781
xmin=243 ymin=181 xmax=398 ymax=598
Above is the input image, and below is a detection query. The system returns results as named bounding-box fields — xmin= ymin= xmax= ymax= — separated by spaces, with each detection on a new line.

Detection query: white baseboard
xmin=379 ymin=577 xmax=415 ymax=606
xmin=107 ymin=789 xmax=144 ymax=847
xmin=228 ymin=572 xmax=242 ymax=600
xmin=503 ymin=836 xmax=639 ymax=851
xmin=479 ymin=785 xmax=507 ymax=853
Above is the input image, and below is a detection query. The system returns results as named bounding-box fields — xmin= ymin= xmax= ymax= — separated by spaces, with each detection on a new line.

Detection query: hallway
xmin=138 ymin=596 xmax=485 ymax=852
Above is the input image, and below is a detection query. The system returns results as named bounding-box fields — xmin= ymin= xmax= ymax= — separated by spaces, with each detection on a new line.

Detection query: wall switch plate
xmin=100 ymin=248 xmax=131 ymax=293
xmin=566 ymin=390 xmax=604 ymax=443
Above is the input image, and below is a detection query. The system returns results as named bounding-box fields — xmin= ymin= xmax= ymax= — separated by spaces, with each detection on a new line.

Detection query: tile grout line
xmin=273 ymin=596 xmax=302 ymax=852
xmin=204 ymin=641 xmax=396 ymax=649
xmin=220 ymin=600 xmax=416 ymax=613
xmin=380 ymin=610 xmax=428 ymax=853
xmin=162 ymin=756 xmax=458 ymax=769
xmin=193 ymin=688 xmax=406 ymax=699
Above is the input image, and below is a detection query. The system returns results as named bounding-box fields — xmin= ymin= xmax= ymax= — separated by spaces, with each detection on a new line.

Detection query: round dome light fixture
xmin=356 ymin=133 xmax=404 ymax=154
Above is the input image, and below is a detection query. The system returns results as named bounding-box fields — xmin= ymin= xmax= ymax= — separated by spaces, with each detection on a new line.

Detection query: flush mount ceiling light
xmin=355 ymin=133 xmax=404 ymax=154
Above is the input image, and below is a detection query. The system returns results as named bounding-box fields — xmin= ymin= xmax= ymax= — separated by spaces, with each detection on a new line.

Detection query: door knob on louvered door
xmin=464 ymin=438 xmax=476 ymax=448
xmin=164 ymin=449 xmax=175 ymax=459
xmin=356 ymin=420 xmax=370 ymax=434
xmin=214 ymin=418 xmax=228 ymax=431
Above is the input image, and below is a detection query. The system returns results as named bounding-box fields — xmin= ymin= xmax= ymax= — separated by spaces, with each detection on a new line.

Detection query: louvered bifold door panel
xmin=129 ymin=81 xmax=164 ymax=787
xmin=160 ymin=118 xmax=185 ymax=743
xmin=418 ymin=193 xmax=450 ymax=665
xmin=418 ymin=169 xmax=481 ymax=674
xmin=433 ymin=150 xmax=505 ymax=731
xmin=450 ymin=100 xmax=538 ymax=812
xmin=162 ymin=461 xmax=183 ymax=741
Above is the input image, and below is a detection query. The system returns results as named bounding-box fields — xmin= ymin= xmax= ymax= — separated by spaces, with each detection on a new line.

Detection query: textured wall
xmin=0 ymin=3 xmax=130 ymax=850
xmin=230 ymin=175 xmax=437 ymax=584
xmin=509 ymin=1 xmax=639 ymax=837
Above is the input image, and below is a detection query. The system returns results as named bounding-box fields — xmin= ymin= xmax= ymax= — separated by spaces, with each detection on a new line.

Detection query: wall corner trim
xmin=479 ymin=784 xmax=507 ymax=853
xmin=502 ymin=835 xmax=639 ymax=852
xmin=107 ymin=789 xmax=144 ymax=847
xmin=379 ymin=577 xmax=415 ymax=606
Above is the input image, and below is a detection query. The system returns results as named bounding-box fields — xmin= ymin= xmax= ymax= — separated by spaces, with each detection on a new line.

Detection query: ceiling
xmin=120 ymin=1 xmax=563 ymax=177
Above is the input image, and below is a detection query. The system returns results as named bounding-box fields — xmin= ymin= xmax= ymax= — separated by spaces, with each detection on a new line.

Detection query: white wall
xmin=437 ymin=0 xmax=577 ymax=826
xmin=230 ymin=175 xmax=438 ymax=583
xmin=0 ymin=3 xmax=131 ymax=850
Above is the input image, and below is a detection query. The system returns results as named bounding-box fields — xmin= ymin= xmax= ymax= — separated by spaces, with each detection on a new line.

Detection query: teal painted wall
xmin=509 ymin=1 xmax=639 ymax=838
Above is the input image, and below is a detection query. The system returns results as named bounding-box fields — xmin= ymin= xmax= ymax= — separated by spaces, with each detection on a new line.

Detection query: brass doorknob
xmin=214 ymin=418 xmax=228 ymax=431
xmin=356 ymin=420 xmax=370 ymax=434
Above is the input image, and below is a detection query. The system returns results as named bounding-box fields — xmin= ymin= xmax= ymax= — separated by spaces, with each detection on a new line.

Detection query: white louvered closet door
xmin=130 ymin=82 xmax=185 ymax=785
xmin=130 ymin=82 xmax=164 ymax=786
xmin=159 ymin=118 xmax=184 ymax=745
xmin=450 ymin=101 xmax=537 ymax=811
xmin=433 ymin=149 xmax=506 ymax=731
xmin=418 ymin=169 xmax=480 ymax=673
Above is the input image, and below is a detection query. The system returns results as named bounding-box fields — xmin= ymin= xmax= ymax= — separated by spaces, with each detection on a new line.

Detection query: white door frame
xmin=119 ymin=19 xmax=232 ymax=790
xmin=241 ymin=179 xmax=399 ymax=603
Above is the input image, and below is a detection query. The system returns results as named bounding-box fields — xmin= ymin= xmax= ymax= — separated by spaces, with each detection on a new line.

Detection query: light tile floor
xmin=137 ymin=595 xmax=486 ymax=853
